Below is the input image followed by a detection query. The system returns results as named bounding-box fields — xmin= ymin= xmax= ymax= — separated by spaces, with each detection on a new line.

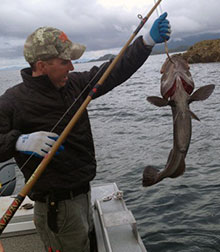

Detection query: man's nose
xmin=68 ymin=61 xmax=74 ymax=71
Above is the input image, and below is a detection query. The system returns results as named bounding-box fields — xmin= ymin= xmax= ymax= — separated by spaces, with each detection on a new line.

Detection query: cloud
xmin=0 ymin=0 xmax=219 ymax=63
xmin=164 ymin=0 xmax=220 ymax=37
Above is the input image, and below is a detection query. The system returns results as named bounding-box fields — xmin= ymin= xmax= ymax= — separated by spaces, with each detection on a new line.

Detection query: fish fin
xmin=174 ymin=110 xmax=199 ymax=123
xmin=147 ymin=96 xmax=169 ymax=107
xmin=189 ymin=110 xmax=200 ymax=121
xmin=189 ymin=84 xmax=215 ymax=104
xmin=169 ymin=157 xmax=185 ymax=178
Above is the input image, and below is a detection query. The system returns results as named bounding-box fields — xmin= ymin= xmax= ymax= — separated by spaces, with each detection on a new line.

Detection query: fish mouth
xmin=162 ymin=75 xmax=194 ymax=99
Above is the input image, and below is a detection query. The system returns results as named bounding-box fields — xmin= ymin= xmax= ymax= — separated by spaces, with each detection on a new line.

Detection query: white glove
xmin=16 ymin=131 xmax=62 ymax=158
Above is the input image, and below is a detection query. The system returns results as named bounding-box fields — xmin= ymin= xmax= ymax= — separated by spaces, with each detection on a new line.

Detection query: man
xmin=0 ymin=13 xmax=171 ymax=252
xmin=0 ymin=242 xmax=4 ymax=252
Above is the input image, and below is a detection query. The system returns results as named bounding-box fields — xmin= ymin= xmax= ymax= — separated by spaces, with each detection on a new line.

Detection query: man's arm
xmin=0 ymin=97 xmax=63 ymax=161
xmin=0 ymin=241 xmax=4 ymax=252
xmin=0 ymin=100 xmax=21 ymax=162
xmin=72 ymin=12 xmax=171 ymax=99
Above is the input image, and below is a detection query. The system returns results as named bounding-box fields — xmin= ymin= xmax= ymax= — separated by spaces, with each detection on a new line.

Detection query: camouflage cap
xmin=24 ymin=27 xmax=86 ymax=63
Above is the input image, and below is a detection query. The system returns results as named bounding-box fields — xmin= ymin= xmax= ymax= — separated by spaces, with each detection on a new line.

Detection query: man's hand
xmin=144 ymin=12 xmax=171 ymax=46
xmin=16 ymin=131 xmax=64 ymax=158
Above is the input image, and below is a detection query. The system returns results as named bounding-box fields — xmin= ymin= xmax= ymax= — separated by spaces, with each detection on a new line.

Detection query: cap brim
xmin=70 ymin=43 xmax=86 ymax=60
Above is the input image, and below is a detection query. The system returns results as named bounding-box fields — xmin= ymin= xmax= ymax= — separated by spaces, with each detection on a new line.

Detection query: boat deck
xmin=1 ymin=233 xmax=44 ymax=251
xmin=0 ymin=183 xmax=147 ymax=252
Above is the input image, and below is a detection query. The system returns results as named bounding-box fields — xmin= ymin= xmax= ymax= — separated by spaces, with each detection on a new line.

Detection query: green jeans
xmin=34 ymin=191 xmax=93 ymax=252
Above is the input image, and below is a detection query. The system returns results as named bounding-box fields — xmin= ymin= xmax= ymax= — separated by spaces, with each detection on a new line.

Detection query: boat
xmin=0 ymin=160 xmax=147 ymax=252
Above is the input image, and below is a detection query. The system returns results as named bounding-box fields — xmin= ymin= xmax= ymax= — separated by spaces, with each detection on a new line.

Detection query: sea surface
xmin=0 ymin=54 xmax=220 ymax=252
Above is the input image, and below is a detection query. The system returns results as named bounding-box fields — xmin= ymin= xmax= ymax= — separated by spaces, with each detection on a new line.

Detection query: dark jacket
xmin=0 ymin=36 xmax=152 ymax=197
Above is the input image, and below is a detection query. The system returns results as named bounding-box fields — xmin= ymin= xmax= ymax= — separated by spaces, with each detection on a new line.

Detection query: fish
xmin=142 ymin=54 xmax=215 ymax=187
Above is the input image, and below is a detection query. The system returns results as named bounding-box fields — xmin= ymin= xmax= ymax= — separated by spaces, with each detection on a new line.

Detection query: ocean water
xmin=0 ymin=54 xmax=220 ymax=251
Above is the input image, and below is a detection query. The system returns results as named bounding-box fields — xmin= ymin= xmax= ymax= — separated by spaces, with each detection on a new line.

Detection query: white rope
xmin=102 ymin=190 xmax=124 ymax=202
xmin=154 ymin=0 xmax=163 ymax=16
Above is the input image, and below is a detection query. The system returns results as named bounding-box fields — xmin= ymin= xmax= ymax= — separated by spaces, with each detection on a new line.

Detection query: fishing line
xmin=50 ymin=62 xmax=108 ymax=132
xmin=155 ymin=0 xmax=163 ymax=17
xmin=0 ymin=62 xmax=108 ymax=197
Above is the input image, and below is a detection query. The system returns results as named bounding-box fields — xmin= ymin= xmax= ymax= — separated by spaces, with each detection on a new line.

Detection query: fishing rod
xmin=0 ymin=0 xmax=163 ymax=235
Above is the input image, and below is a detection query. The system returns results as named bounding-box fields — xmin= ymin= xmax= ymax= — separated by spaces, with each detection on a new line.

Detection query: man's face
xmin=43 ymin=58 xmax=74 ymax=88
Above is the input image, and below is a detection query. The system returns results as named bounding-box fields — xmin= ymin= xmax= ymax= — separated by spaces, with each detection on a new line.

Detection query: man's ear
xmin=35 ymin=60 xmax=47 ymax=74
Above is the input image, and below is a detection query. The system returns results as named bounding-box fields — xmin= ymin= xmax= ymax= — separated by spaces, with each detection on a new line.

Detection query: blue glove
xmin=144 ymin=12 xmax=171 ymax=46
xmin=16 ymin=131 xmax=64 ymax=158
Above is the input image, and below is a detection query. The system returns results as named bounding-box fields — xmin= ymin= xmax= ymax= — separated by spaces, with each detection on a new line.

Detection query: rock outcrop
xmin=181 ymin=39 xmax=220 ymax=63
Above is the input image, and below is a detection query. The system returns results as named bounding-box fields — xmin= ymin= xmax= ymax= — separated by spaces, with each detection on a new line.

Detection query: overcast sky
xmin=0 ymin=0 xmax=219 ymax=67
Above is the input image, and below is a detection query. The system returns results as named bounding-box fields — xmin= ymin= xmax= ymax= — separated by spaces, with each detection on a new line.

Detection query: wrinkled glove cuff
xmin=144 ymin=33 xmax=156 ymax=47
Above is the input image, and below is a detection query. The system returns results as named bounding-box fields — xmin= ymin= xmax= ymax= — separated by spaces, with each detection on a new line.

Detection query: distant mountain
xmin=84 ymin=32 xmax=220 ymax=62
xmin=181 ymin=39 xmax=220 ymax=63
xmin=153 ymin=32 xmax=220 ymax=53
xmin=88 ymin=54 xmax=115 ymax=62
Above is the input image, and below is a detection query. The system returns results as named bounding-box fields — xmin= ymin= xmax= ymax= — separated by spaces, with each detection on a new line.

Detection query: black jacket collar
xmin=20 ymin=68 xmax=63 ymax=92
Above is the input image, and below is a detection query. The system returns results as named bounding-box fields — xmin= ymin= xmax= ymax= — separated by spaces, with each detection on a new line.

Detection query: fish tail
xmin=142 ymin=166 xmax=159 ymax=187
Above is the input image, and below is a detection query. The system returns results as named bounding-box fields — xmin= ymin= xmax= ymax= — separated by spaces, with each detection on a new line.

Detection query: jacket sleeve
xmin=69 ymin=36 xmax=153 ymax=99
xmin=93 ymin=36 xmax=153 ymax=98
xmin=0 ymin=96 xmax=21 ymax=162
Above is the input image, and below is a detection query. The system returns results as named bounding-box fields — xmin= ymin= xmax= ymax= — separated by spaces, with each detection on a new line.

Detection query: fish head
xmin=160 ymin=54 xmax=195 ymax=99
